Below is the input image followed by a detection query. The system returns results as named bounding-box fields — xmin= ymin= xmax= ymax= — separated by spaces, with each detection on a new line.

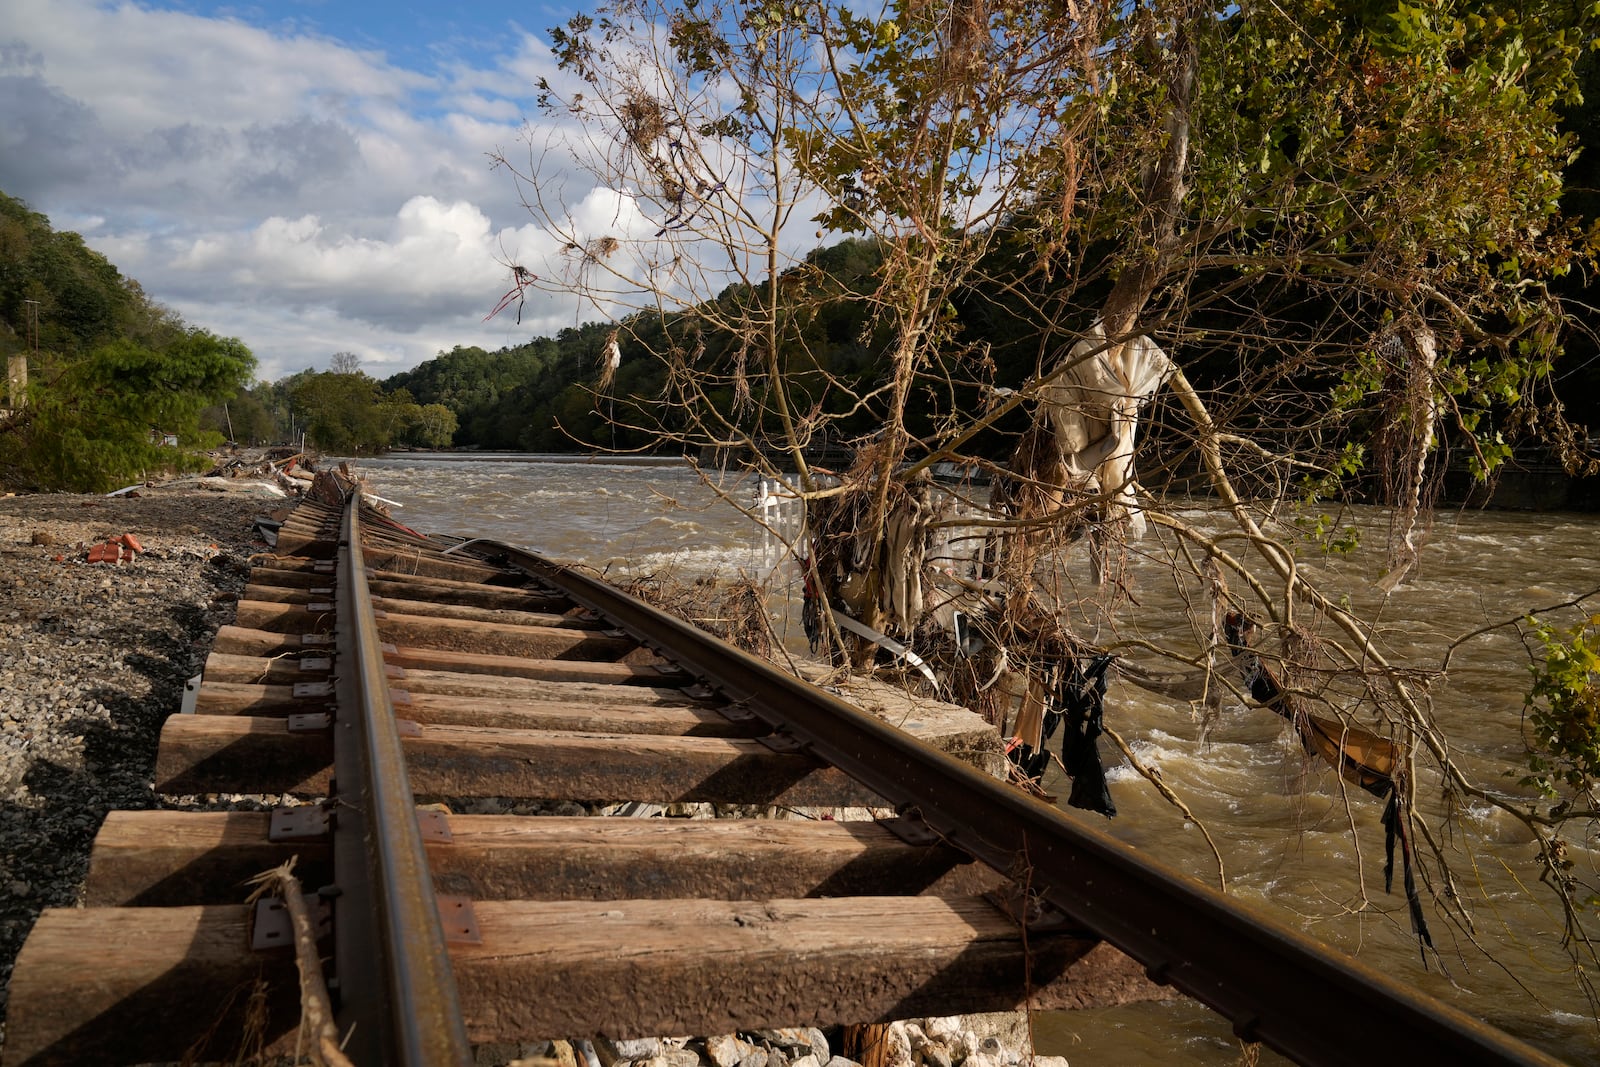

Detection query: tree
xmin=0 ymin=329 xmax=255 ymax=491
xmin=290 ymin=369 xmax=390 ymax=454
xmin=511 ymin=0 xmax=1600 ymax=1035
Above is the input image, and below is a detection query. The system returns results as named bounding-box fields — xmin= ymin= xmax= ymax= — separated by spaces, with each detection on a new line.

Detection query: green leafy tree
xmin=290 ymin=369 xmax=390 ymax=454
xmin=0 ymin=330 xmax=255 ymax=491
xmin=405 ymin=403 xmax=458 ymax=449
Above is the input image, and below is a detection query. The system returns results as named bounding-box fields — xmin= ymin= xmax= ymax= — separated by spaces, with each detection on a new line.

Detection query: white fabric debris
xmin=1038 ymin=321 xmax=1175 ymax=537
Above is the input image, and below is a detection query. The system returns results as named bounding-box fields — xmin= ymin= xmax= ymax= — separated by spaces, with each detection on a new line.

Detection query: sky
xmin=0 ymin=0 xmax=636 ymax=382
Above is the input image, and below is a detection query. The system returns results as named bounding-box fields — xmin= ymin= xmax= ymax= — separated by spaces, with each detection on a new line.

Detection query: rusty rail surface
xmin=331 ymin=494 xmax=474 ymax=1066
xmin=0 ymin=489 xmax=1565 ymax=1067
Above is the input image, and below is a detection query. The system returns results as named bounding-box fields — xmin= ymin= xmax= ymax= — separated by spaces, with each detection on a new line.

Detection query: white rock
xmin=882 ymin=1023 xmax=915 ymax=1067
xmin=705 ymin=1035 xmax=755 ymax=1067
xmin=615 ymin=1040 xmax=666 ymax=1061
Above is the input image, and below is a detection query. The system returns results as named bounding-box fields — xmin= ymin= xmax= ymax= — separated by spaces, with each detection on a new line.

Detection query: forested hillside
xmin=0 ymin=191 xmax=255 ymax=492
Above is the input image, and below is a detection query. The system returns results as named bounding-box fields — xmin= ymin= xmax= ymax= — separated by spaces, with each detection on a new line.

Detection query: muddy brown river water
xmin=354 ymin=453 xmax=1598 ymax=1065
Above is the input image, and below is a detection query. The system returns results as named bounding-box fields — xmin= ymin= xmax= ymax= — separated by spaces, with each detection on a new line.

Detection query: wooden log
xmin=154 ymin=717 xmax=885 ymax=807
xmin=2 ymin=899 xmax=1161 ymax=1063
xmin=82 ymin=812 xmax=996 ymax=906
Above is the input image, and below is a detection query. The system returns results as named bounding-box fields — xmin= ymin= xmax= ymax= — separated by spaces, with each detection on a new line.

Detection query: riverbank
xmin=0 ymin=487 xmax=269 ymax=1043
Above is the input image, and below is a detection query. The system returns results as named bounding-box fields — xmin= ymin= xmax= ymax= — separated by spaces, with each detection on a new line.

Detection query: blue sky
xmin=156 ymin=0 xmax=558 ymax=69
xmin=0 ymin=0 xmax=630 ymax=381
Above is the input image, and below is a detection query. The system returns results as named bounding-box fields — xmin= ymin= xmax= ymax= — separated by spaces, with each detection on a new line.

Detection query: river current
xmin=352 ymin=453 xmax=1598 ymax=1065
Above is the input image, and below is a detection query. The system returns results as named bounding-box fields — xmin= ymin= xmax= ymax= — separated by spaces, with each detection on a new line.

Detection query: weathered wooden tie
xmin=1 ymin=494 xmax=1160 ymax=1067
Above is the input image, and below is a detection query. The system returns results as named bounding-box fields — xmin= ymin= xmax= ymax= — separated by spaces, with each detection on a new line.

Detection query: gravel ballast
xmin=0 ymin=487 xmax=268 ymax=1044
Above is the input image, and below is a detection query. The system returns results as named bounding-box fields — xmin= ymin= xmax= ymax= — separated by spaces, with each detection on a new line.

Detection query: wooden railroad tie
xmin=3 ymin=496 xmax=1160 ymax=1066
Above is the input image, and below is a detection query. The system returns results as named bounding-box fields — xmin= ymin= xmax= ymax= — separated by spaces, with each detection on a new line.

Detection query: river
xmin=351 ymin=453 xmax=1597 ymax=1065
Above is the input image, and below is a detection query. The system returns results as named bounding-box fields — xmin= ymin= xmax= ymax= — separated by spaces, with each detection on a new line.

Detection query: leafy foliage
xmin=0 ymin=331 xmax=255 ymax=491
xmin=1524 ymin=614 xmax=1600 ymax=799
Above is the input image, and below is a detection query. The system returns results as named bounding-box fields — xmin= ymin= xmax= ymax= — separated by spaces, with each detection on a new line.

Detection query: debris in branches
xmin=487 ymin=265 xmax=539 ymax=323
xmin=1223 ymin=609 xmax=1433 ymax=956
xmin=1037 ymin=322 xmax=1175 ymax=540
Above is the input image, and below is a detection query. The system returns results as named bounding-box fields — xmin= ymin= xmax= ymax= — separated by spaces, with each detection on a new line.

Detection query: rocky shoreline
xmin=0 ymin=487 xmax=1062 ymax=1067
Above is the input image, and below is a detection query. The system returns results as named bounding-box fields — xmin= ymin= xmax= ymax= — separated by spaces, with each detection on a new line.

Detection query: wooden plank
xmin=372 ymin=594 xmax=600 ymax=629
xmin=210 ymin=624 xmax=333 ymax=658
xmin=375 ymin=612 xmax=637 ymax=660
xmin=266 ymin=518 xmax=508 ymax=580
xmin=191 ymin=681 xmax=750 ymax=735
xmin=202 ymin=650 xmax=687 ymax=689
xmin=82 ymin=812 xmax=997 ymax=906
xmin=241 ymin=566 xmax=326 ymax=590
xmin=83 ymin=811 xmax=330 ymax=907
xmin=2 ymin=906 xmax=299 ymax=1066
xmin=369 ymin=578 xmax=567 ymax=613
xmin=455 ymin=897 xmax=1161 ymax=1039
xmin=239 ymin=583 xmax=322 ymax=605
xmin=155 ymin=715 xmax=333 ymax=796
xmin=389 ymin=673 xmax=700 ymax=706
xmin=233 ymin=599 xmax=337 ymax=636
xmin=202 ymin=651 xmax=331 ymax=686
xmin=155 ymin=717 xmax=886 ymax=807
xmin=2 ymin=900 xmax=1160 ymax=1063
xmin=362 ymin=546 xmax=507 ymax=583
xmin=384 ymin=645 xmax=690 ymax=686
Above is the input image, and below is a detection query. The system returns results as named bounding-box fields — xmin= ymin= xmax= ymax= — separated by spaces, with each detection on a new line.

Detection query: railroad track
xmin=2 ymin=490 xmax=1563 ymax=1066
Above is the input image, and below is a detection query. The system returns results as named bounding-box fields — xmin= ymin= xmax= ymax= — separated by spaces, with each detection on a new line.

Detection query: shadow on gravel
xmin=0 ymin=600 xmax=222 ymax=1038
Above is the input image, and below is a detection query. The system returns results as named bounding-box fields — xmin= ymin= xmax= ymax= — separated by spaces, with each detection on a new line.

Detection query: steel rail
xmin=332 ymin=492 xmax=473 ymax=1066
xmin=497 ymin=545 xmax=1563 ymax=1067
